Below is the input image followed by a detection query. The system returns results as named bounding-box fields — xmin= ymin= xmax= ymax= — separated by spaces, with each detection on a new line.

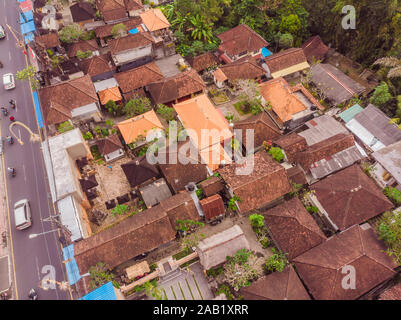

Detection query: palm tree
xmin=374 ymin=57 xmax=401 ymax=78
xmin=188 ymin=14 xmax=214 ymax=43
xmin=172 ymin=12 xmax=190 ymax=32
xmin=160 ymin=2 xmax=175 ymax=21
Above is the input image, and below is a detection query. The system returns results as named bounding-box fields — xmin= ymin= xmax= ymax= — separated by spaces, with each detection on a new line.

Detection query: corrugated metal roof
xmin=338 ymin=104 xmax=363 ymax=123
xmin=346 ymin=118 xmax=386 ymax=151
xmin=57 ymin=196 xmax=84 ymax=242
xmin=63 ymin=245 xmax=82 ymax=285
xmin=79 ymin=281 xmax=117 ymax=300
xmin=372 ymin=140 xmax=401 ymax=184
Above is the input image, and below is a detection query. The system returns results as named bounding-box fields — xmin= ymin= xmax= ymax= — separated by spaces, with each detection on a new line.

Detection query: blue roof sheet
xmin=20 ymin=20 xmax=35 ymax=35
xmin=32 ymin=91 xmax=44 ymax=128
xmin=339 ymin=104 xmax=364 ymax=123
xmin=262 ymin=47 xmax=272 ymax=57
xmin=24 ymin=33 xmax=34 ymax=44
xmin=62 ymin=245 xmax=81 ymax=285
xmin=128 ymin=28 xmax=139 ymax=34
xmin=19 ymin=10 xmax=33 ymax=23
xmin=79 ymin=282 xmax=117 ymax=300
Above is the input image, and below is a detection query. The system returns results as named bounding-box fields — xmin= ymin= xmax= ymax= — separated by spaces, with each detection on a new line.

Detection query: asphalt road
xmin=0 ymin=0 xmax=70 ymax=300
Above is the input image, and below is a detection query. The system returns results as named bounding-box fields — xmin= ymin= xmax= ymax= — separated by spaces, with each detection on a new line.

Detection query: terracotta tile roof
xmin=159 ymin=190 xmax=200 ymax=227
xmin=274 ymin=133 xmax=308 ymax=163
xmin=148 ymin=69 xmax=206 ymax=104
xmin=295 ymin=133 xmax=356 ymax=170
xmin=286 ymin=166 xmax=307 ymax=185
xmin=218 ymin=151 xmax=292 ymax=212
xmin=121 ymin=155 xmax=160 ymax=188
xmin=124 ymin=0 xmax=143 ymax=11
xmin=200 ymin=194 xmax=225 ymax=221
xmin=95 ymin=17 xmax=143 ymax=38
xmin=301 ymin=35 xmax=329 ymax=63
xmin=186 ymin=52 xmax=219 ymax=72
xmin=97 ymin=134 xmax=123 ymax=155
xmin=263 ymin=198 xmax=326 ymax=260
xmin=114 ymin=62 xmax=163 ymax=94
xmin=240 ymin=265 xmax=310 ymax=300
xmin=234 ymin=111 xmax=281 ymax=151
xmin=379 ymin=283 xmax=401 ymax=300
xmin=311 ymin=164 xmax=394 ymax=230
xmin=218 ymin=59 xmax=265 ymax=82
xmin=116 ymin=109 xmax=164 ymax=144
xmin=264 ymin=48 xmax=309 ymax=78
xmin=139 ymin=8 xmax=170 ymax=32
xmin=213 ymin=68 xmax=227 ymax=82
xmin=109 ymin=32 xmax=154 ymax=55
xmin=70 ymin=1 xmax=95 ymax=23
xmin=217 ymin=24 xmax=268 ymax=58
xmin=173 ymin=94 xmax=233 ymax=170
xmin=79 ymin=53 xmax=115 ymax=77
xmin=74 ymin=205 xmax=176 ymax=274
xmin=38 ymin=75 xmax=98 ymax=125
xmin=259 ymin=78 xmax=309 ymax=123
xmin=68 ymin=39 xmax=99 ymax=58
xmin=293 ymin=224 xmax=398 ymax=300
xmin=96 ymin=0 xmax=127 ymax=22
xmin=34 ymin=32 xmax=60 ymax=48
xmin=157 ymin=140 xmax=208 ymax=193
xmin=199 ymin=176 xmax=224 ymax=197
xmin=97 ymin=86 xmax=122 ymax=104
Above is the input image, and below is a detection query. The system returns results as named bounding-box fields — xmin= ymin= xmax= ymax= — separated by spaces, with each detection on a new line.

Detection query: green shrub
xmin=377 ymin=210 xmax=401 ymax=265
xmin=83 ymin=131 xmax=93 ymax=140
xmin=249 ymin=213 xmax=264 ymax=229
xmin=57 ymin=121 xmax=74 ymax=133
xmin=216 ymin=284 xmax=234 ymax=300
xmin=305 ymin=205 xmax=319 ymax=214
xmin=195 ymin=188 xmax=204 ymax=200
xmin=383 ymin=187 xmax=401 ymax=205
xmin=206 ymin=266 xmax=224 ymax=278
xmin=260 ymin=237 xmax=270 ymax=249
xmin=111 ymin=204 xmax=129 ymax=216
xmin=263 ymin=249 xmax=287 ymax=273
xmin=268 ymin=147 xmax=284 ymax=162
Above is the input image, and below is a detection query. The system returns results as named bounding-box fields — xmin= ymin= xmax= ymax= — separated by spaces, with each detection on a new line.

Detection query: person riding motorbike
xmin=28 ymin=288 xmax=37 ymax=300
xmin=7 ymin=167 xmax=15 ymax=176
xmin=1 ymin=107 xmax=8 ymax=116
xmin=6 ymin=136 xmax=13 ymax=144
xmin=9 ymin=116 xmax=15 ymax=122
xmin=9 ymin=99 xmax=15 ymax=109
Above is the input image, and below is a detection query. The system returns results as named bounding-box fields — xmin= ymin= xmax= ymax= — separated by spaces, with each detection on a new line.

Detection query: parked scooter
xmin=7 ymin=167 xmax=15 ymax=177
xmin=28 ymin=288 xmax=37 ymax=300
xmin=1 ymin=107 xmax=8 ymax=116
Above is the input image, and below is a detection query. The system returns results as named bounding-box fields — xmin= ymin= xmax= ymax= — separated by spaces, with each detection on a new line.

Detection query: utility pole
xmin=5 ymin=24 xmax=24 ymax=49
xmin=42 ymin=215 xmax=72 ymax=245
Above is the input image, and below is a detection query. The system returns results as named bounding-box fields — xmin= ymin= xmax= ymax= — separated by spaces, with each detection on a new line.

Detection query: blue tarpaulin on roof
xmin=32 ymin=91 xmax=44 ymax=128
xmin=24 ymin=33 xmax=34 ymax=44
xmin=339 ymin=104 xmax=364 ymax=123
xmin=62 ymin=245 xmax=81 ymax=286
xmin=20 ymin=20 xmax=35 ymax=35
xmin=19 ymin=10 xmax=33 ymax=23
xmin=262 ymin=47 xmax=272 ymax=58
xmin=128 ymin=28 xmax=139 ymax=34
xmin=79 ymin=282 xmax=117 ymax=300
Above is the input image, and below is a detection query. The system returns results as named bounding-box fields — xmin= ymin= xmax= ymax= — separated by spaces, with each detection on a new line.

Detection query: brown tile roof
xmin=157 ymin=141 xmax=208 ymax=194
xmin=147 ymin=69 xmax=206 ymax=104
xmin=98 ymin=86 xmax=122 ymax=104
xmin=121 ymin=155 xmax=160 ymax=188
xmin=38 ymin=75 xmax=98 ymax=125
xmin=240 ymin=265 xmax=311 ymax=300
xmin=94 ymin=17 xmax=143 ymax=38
xmin=217 ymin=24 xmax=268 ymax=58
xmin=97 ymin=134 xmax=123 ymax=155
xmin=70 ymin=1 xmax=95 ymax=23
xmin=34 ymin=32 xmax=60 ymax=49
xmin=301 ymin=35 xmax=329 ymax=63
xmin=159 ymin=190 xmax=200 ymax=228
xmin=124 ymin=0 xmax=143 ymax=11
xmin=286 ymin=166 xmax=307 ymax=186
xmin=218 ymin=59 xmax=265 ymax=82
xmin=68 ymin=39 xmax=99 ymax=58
xmin=234 ymin=111 xmax=281 ymax=151
xmin=379 ymin=283 xmax=401 ymax=300
xmin=109 ymin=32 xmax=154 ymax=55
xmin=311 ymin=164 xmax=394 ymax=230
xmin=264 ymin=48 xmax=308 ymax=74
xmin=96 ymin=0 xmax=127 ymax=22
xmin=186 ymin=52 xmax=219 ymax=72
xmin=200 ymin=194 xmax=225 ymax=221
xmin=263 ymin=198 xmax=326 ymax=260
xmin=293 ymin=224 xmax=398 ymax=300
xmin=295 ymin=133 xmax=356 ymax=170
xmin=114 ymin=62 xmax=163 ymax=94
xmin=74 ymin=205 xmax=176 ymax=274
xmin=199 ymin=176 xmax=224 ymax=197
xmin=79 ymin=53 xmax=115 ymax=77
xmin=139 ymin=8 xmax=170 ymax=32
xmin=274 ymin=133 xmax=308 ymax=163
xmin=218 ymin=151 xmax=292 ymax=213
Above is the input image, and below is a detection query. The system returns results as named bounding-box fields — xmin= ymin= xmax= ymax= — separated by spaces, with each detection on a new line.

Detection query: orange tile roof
xmin=213 ymin=68 xmax=227 ymax=82
xmin=140 ymin=8 xmax=170 ymax=32
xmin=117 ymin=109 xmax=164 ymax=144
xmin=259 ymin=78 xmax=307 ymax=123
xmin=174 ymin=94 xmax=233 ymax=171
xmin=98 ymin=86 xmax=122 ymax=105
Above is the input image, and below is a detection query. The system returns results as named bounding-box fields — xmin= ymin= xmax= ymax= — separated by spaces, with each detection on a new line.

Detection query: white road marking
xmin=9 ymin=51 xmax=11 ymax=61
xmin=35 ymin=257 xmax=41 ymax=281
xmin=22 ymin=163 xmax=26 ymax=182
xmin=5 ymin=15 xmax=7 ymax=24
xmin=18 ymin=129 xmax=21 ymax=142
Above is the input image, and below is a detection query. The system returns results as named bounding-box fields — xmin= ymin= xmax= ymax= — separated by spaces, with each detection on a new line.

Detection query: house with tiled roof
xmin=114 ymin=62 xmax=163 ymax=100
xmin=240 ymin=265 xmax=311 ymax=300
xmin=379 ymin=283 xmax=401 ymax=300
xmin=263 ymin=198 xmax=326 ymax=260
xmin=96 ymin=134 xmax=124 ymax=162
xmin=301 ymin=35 xmax=329 ymax=63
xmin=264 ymin=48 xmax=310 ymax=79
xmin=218 ymin=151 xmax=292 ymax=213
xmin=273 ymin=133 xmax=308 ymax=163
xmin=213 ymin=59 xmax=265 ymax=88
xmin=217 ymin=24 xmax=268 ymax=63
xmin=96 ymin=0 xmax=142 ymax=23
xmin=293 ymin=224 xmax=398 ymax=300
xmin=97 ymin=86 xmax=122 ymax=105
xmin=125 ymin=0 xmax=144 ymax=17
xmin=116 ymin=109 xmax=164 ymax=145
xmin=70 ymin=1 xmax=96 ymax=25
xmin=308 ymin=164 xmax=394 ymax=231
xmin=147 ymin=69 xmax=206 ymax=105
xmin=38 ymin=75 xmax=101 ymax=127
xmin=259 ymin=77 xmax=323 ymax=128
xmin=78 ymin=53 xmax=116 ymax=81
xmin=310 ymin=63 xmax=365 ymax=106
xmin=186 ymin=52 xmax=219 ymax=73
xmin=109 ymin=32 xmax=154 ymax=66
xmin=94 ymin=17 xmax=144 ymax=46
xmin=234 ymin=111 xmax=282 ymax=154
xmin=67 ymin=39 xmax=100 ymax=58
xmin=34 ymin=32 xmax=60 ymax=50
xmin=173 ymin=94 xmax=233 ymax=172
xmin=140 ymin=8 xmax=170 ymax=33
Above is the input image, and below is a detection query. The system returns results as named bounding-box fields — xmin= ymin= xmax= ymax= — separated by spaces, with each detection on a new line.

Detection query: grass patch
xmin=90 ymin=145 xmax=102 ymax=160
xmin=180 ymin=257 xmax=199 ymax=268
xmin=206 ymin=266 xmax=224 ymax=278
xmin=233 ymin=101 xmax=248 ymax=115
xmin=173 ymin=248 xmax=192 ymax=260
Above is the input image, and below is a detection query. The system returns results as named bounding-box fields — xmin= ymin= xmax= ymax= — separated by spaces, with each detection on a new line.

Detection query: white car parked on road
xmin=3 ymin=73 xmax=15 ymax=90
